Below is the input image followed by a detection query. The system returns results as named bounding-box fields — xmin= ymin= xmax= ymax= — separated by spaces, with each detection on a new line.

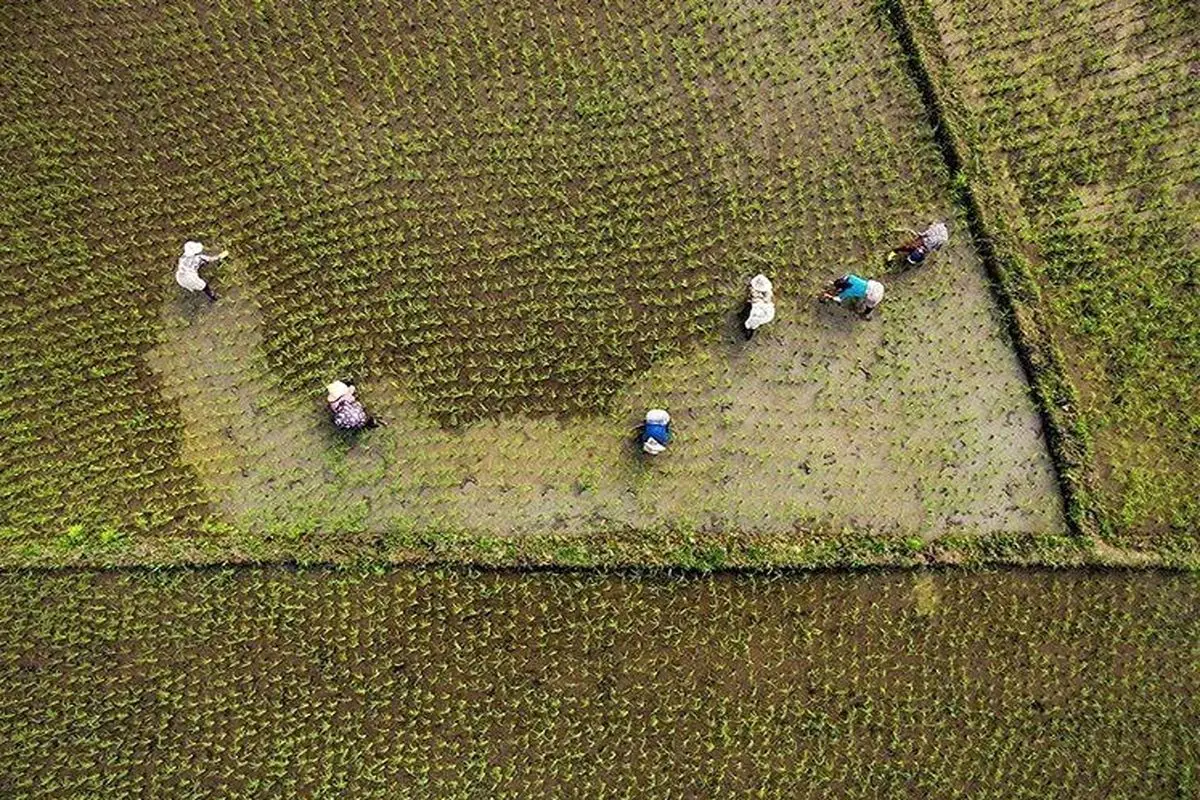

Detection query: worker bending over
xmin=175 ymin=240 xmax=228 ymax=302
xmin=743 ymin=274 xmax=776 ymax=339
xmin=821 ymin=274 xmax=885 ymax=319
xmin=326 ymin=381 xmax=380 ymax=431
xmin=889 ymin=221 xmax=949 ymax=265
xmin=640 ymin=409 xmax=672 ymax=455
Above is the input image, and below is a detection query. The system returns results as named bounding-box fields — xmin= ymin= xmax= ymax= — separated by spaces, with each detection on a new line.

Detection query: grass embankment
xmin=1 ymin=568 xmax=1195 ymax=798
xmin=887 ymin=0 xmax=1199 ymax=557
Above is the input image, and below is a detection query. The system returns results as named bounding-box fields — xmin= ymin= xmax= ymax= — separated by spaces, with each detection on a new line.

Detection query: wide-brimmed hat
xmin=326 ymin=380 xmax=354 ymax=403
xmin=183 ymin=241 xmax=204 ymax=257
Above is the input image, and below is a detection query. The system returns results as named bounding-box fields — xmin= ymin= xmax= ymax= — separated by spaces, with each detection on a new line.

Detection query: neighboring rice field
xmin=0 ymin=0 xmax=1073 ymax=567
xmin=914 ymin=0 xmax=1199 ymax=553
xmin=0 ymin=568 xmax=1195 ymax=798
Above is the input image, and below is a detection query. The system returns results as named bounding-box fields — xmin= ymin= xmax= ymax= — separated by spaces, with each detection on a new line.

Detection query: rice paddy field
xmin=0 ymin=0 xmax=1086 ymax=568
xmin=1 ymin=0 xmax=1198 ymax=794
xmin=1 ymin=0 xmax=1192 ymax=571
xmin=1 ymin=568 xmax=1196 ymax=798
xmin=906 ymin=0 xmax=1199 ymax=553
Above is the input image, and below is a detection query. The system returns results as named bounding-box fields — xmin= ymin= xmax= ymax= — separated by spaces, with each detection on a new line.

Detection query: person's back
xmin=922 ymin=221 xmax=949 ymax=251
xmin=835 ymin=274 xmax=869 ymax=303
xmin=331 ymin=394 xmax=369 ymax=430
xmin=641 ymin=409 xmax=671 ymax=455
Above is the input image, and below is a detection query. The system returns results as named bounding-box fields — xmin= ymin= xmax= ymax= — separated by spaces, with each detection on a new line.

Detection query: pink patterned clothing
xmin=330 ymin=395 xmax=369 ymax=429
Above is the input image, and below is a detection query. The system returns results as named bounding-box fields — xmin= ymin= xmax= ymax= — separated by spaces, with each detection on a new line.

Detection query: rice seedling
xmin=0 ymin=568 xmax=1193 ymax=797
xmin=0 ymin=0 xmax=1188 ymax=567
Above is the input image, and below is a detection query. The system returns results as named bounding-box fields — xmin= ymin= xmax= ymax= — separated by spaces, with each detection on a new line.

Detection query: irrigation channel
xmin=0 ymin=568 xmax=1195 ymax=797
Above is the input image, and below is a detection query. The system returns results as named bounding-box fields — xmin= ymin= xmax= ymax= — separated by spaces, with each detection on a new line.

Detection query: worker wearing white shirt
xmin=175 ymin=241 xmax=228 ymax=302
xmin=743 ymin=274 xmax=776 ymax=339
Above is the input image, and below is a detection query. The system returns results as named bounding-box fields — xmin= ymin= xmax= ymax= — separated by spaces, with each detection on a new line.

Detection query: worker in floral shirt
xmin=888 ymin=220 xmax=949 ymax=265
xmin=326 ymin=381 xmax=380 ymax=431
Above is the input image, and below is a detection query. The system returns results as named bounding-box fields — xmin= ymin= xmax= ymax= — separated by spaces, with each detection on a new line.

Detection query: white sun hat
xmin=645 ymin=409 xmax=670 ymax=425
xmin=865 ymin=280 xmax=885 ymax=307
xmin=749 ymin=274 xmax=773 ymax=297
xmin=183 ymin=241 xmax=204 ymax=257
xmin=326 ymin=381 xmax=354 ymax=403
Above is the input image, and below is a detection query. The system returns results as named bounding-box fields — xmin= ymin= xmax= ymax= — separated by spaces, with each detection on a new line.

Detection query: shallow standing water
xmin=0 ymin=568 xmax=1196 ymax=798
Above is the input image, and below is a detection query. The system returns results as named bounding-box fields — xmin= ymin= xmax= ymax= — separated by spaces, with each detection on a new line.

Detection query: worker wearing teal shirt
xmin=821 ymin=273 xmax=885 ymax=318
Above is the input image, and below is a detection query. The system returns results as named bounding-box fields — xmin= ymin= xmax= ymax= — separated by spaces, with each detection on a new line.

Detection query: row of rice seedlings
xmin=926 ymin=0 xmax=1199 ymax=547
xmin=0 ymin=568 xmax=1194 ymax=796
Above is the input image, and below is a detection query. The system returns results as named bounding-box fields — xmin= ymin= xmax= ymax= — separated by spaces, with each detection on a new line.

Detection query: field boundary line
xmin=0 ymin=561 xmax=1188 ymax=577
xmin=880 ymin=0 xmax=1103 ymax=543
xmin=7 ymin=524 xmax=1185 ymax=572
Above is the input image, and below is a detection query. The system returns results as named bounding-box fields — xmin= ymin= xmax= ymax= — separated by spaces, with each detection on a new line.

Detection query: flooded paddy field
xmin=1 ymin=568 xmax=1195 ymax=798
xmin=0 ymin=0 xmax=1064 ymax=567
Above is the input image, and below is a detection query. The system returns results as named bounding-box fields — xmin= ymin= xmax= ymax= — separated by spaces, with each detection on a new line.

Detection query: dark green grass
xmin=0 ymin=568 xmax=1195 ymax=798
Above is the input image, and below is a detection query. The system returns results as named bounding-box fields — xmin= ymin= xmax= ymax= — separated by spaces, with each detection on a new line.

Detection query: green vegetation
xmin=0 ymin=568 xmax=1195 ymax=797
xmin=0 ymin=0 xmax=1195 ymax=566
xmin=897 ymin=0 xmax=1199 ymax=551
xmin=0 ymin=0 xmax=1076 ymax=566
xmin=1 ymin=1 xmax=1195 ymax=793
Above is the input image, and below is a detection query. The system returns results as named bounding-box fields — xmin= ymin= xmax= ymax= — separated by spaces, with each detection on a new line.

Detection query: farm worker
xmin=175 ymin=241 xmax=228 ymax=302
xmin=640 ymin=409 xmax=671 ymax=455
xmin=326 ymin=380 xmax=380 ymax=431
xmin=821 ymin=273 xmax=885 ymax=318
xmin=743 ymin=274 xmax=776 ymax=339
xmin=889 ymin=220 xmax=949 ymax=265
